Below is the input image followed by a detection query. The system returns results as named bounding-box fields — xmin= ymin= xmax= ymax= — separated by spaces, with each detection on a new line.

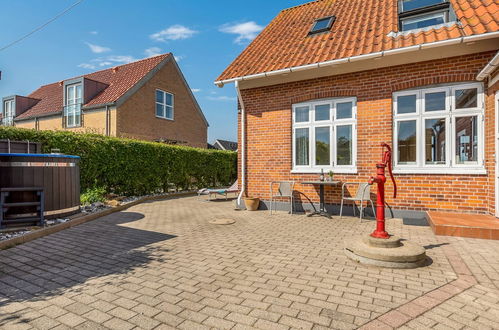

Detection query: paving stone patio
xmin=1 ymin=196 xmax=499 ymax=329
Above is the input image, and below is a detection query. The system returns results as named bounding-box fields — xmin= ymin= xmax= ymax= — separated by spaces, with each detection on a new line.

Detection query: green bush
xmin=81 ymin=187 xmax=106 ymax=205
xmin=0 ymin=127 xmax=237 ymax=195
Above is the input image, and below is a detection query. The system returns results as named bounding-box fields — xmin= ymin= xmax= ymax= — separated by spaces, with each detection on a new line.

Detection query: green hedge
xmin=0 ymin=127 xmax=237 ymax=196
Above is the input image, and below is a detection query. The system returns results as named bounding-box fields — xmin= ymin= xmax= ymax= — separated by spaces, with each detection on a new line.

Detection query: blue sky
xmin=0 ymin=0 xmax=303 ymax=142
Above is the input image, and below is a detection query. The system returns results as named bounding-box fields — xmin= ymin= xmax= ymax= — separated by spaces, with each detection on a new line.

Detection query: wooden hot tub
xmin=0 ymin=153 xmax=80 ymax=219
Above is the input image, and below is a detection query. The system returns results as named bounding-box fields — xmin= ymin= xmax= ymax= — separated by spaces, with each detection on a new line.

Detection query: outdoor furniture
xmin=197 ymin=181 xmax=238 ymax=200
xmin=301 ymin=181 xmax=341 ymax=218
xmin=269 ymin=181 xmax=295 ymax=215
xmin=339 ymin=182 xmax=375 ymax=222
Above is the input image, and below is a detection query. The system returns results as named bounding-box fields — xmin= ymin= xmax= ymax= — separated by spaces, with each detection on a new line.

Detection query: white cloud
xmin=191 ymin=88 xmax=201 ymax=93
xmin=207 ymin=95 xmax=237 ymax=101
xmin=174 ymin=55 xmax=183 ymax=62
xmin=78 ymin=63 xmax=97 ymax=69
xmin=85 ymin=42 xmax=111 ymax=53
xmin=144 ymin=47 xmax=162 ymax=57
xmin=219 ymin=21 xmax=263 ymax=44
xmin=150 ymin=25 xmax=197 ymax=42
xmin=89 ymin=31 xmax=98 ymax=35
xmin=78 ymin=55 xmax=138 ymax=70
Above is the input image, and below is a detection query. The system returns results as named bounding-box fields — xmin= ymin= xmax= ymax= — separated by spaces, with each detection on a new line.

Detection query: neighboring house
xmin=213 ymin=139 xmax=238 ymax=151
xmin=1 ymin=53 xmax=209 ymax=148
xmin=216 ymin=0 xmax=499 ymax=218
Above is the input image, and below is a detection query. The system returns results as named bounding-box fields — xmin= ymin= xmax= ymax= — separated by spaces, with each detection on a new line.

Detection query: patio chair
xmin=197 ymin=181 xmax=238 ymax=200
xmin=339 ymin=182 xmax=375 ymax=222
xmin=269 ymin=181 xmax=295 ymax=215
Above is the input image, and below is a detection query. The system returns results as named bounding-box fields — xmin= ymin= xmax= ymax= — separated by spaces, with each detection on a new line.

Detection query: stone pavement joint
xmin=1 ymin=196 xmax=499 ymax=329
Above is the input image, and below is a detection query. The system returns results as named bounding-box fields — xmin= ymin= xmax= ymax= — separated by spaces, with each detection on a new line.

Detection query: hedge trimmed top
xmin=0 ymin=127 xmax=237 ymax=195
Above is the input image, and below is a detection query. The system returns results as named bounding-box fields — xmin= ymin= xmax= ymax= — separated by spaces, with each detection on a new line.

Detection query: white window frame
xmin=400 ymin=11 xmax=446 ymax=31
xmin=292 ymin=97 xmax=357 ymax=174
xmin=155 ymin=89 xmax=174 ymax=120
xmin=2 ymin=99 xmax=14 ymax=126
xmin=393 ymin=83 xmax=485 ymax=174
xmin=65 ymin=83 xmax=82 ymax=128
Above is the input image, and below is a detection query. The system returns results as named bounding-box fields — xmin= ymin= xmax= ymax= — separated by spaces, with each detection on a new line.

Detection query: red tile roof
xmin=217 ymin=0 xmax=498 ymax=81
xmin=16 ymin=54 xmax=170 ymax=120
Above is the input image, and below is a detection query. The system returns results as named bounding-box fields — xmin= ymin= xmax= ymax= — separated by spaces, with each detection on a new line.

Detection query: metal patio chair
xmin=339 ymin=182 xmax=375 ymax=222
xmin=269 ymin=181 xmax=295 ymax=215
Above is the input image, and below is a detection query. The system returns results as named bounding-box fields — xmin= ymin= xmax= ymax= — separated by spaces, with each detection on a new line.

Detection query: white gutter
xmin=477 ymin=50 xmax=499 ymax=81
xmin=235 ymin=80 xmax=246 ymax=209
xmin=215 ymin=31 xmax=499 ymax=87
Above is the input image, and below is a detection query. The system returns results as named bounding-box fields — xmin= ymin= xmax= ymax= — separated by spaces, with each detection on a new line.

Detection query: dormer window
xmin=64 ymin=83 xmax=82 ymax=128
xmin=399 ymin=0 xmax=455 ymax=32
xmin=2 ymin=98 xmax=14 ymax=126
xmin=309 ymin=16 xmax=336 ymax=35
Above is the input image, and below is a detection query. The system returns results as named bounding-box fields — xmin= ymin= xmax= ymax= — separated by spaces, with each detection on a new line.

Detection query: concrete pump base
xmin=344 ymin=234 xmax=427 ymax=269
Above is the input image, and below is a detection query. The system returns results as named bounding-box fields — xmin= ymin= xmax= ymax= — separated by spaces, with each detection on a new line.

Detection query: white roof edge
xmin=214 ymin=31 xmax=499 ymax=87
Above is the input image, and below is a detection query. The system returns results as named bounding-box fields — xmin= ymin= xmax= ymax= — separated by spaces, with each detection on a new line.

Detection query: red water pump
xmin=368 ymin=143 xmax=397 ymax=239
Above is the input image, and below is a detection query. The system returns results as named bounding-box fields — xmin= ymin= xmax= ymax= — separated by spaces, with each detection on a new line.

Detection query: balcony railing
xmin=63 ymin=103 xmax=82 ymax=128
xmin=1 ymin=116 xmax=14 ymax=127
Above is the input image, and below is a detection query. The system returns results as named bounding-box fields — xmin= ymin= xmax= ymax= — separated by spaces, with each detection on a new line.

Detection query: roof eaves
xmin=215 ymin=31 xmax=499 ymax=86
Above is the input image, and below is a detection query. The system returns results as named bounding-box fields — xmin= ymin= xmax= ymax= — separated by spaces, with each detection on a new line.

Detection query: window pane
xmin=165 ymin=106 xmax=173 ymax=119
xmin=455 ymin=88 xmax=477 ymax=109
xmin=76 ymin=85 xmax=82 ymax=101
xmin=312 ymin=17 xmax=331 ymax=31
xmin=75 ymin=113 xmax=81 ymax=126
xmin=156 ymin=103 xmax=164 ymax=117
xmin=67 ymin=86 xmax=75 ymax=104
xmin=336 ymin=102 xmax=352 ymax=119
xmin=156 ymin=90 xmax=164 ymax=104
xmin=397 ymin=95 xmax=417 ymax=114
xmin=295 ymin=106 xmax=309 ymax=122
xmin=397 ymin=120 xmax=417 ymax=164
xmin=315 ymin=104 xmax=330 ymax=121
xmin=295 ymin=128 xmax=309 ymax=166
xmin=165 ymin=93 xmax=173 ymax=106
xmin=401 ymin=0 xmax=445 ymax=11
xmin=425 ymin=118 xmax=446 ymax=164
xmin=425 ymin=91 xmax=446 ymax=112
xmin=401 ymin=13 xmax=445 ymax=31
xmin=315 ymin=127 xmax=330 ymax=166
xmin=337 ymin=125 xmax=352 ymax=165
xmin=455 ymin=116 xmax=478 ymax=164
xmin=67 ymin=115 xmax=74 ymax=127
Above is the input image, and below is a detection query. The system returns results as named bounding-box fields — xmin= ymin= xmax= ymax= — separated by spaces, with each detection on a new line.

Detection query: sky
xmin=0 ymin=0 xmax=304 ymax=143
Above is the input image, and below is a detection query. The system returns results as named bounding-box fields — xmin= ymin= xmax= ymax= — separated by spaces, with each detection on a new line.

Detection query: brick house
xmin=2 ymin=53 xmax=209 ymax=148
xmin=216 ymin=0 xmax=499 ymax=219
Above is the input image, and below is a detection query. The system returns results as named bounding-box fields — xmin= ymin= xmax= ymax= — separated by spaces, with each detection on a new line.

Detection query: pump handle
xmin=381 ymin=143 xmax=397 ymax=198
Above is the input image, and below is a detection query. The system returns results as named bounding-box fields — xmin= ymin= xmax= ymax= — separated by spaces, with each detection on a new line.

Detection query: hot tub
xmin=0 ymin=153 xmax=80 ymax=219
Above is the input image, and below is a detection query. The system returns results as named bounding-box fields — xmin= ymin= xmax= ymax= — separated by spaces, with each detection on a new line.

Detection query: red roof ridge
xmin=35 ymin=53 xmax=171 ymax=89
xmin=16 ymin=52 xmax=172 ymax=120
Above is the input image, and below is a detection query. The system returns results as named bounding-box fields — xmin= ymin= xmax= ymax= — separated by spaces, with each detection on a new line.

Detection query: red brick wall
xmin=239 ymin=51 xmax=497 ymax=214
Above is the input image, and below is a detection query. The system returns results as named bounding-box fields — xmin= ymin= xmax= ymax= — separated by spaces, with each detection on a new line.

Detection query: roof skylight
xmin=309 ymin=16 xmax=335 ymax=35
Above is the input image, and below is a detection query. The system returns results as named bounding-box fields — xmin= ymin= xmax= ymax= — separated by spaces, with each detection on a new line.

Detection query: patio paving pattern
xmin=1 ymin=196 xmax=499 ymax=329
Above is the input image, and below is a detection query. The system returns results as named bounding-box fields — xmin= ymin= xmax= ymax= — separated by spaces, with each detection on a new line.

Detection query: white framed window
xmin=64 ymin=83 xmax=82 ymax=128
xmin=292 ymin=97 xmax=357 ymax=173
xmin=2 ymin=99 xmax=14 ymax=126
xmin=393 ymin=83 xmax=485 ymax=174
xmin=156 ymin=89 xmax=174 ymax=120
xmin=398 ymin=0 xmax=455 ymax=32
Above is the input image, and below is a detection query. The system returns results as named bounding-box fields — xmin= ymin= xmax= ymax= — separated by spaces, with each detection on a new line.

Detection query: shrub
xmin=81 ymin=187 xmax=106 ymax=205
xmin=0 ymin=127 xmax=237 ymax=195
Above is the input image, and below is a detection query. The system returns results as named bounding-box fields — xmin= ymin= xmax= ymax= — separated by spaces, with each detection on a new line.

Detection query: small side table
xmin=301 ymin=181 xmax=341 ymax=218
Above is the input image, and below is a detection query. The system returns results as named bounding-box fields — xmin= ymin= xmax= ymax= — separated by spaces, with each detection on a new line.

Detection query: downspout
xmin=235 ymin=80 xmax=245 ymax=208
xmin=105 ymin=105 xmax=110 ymax=136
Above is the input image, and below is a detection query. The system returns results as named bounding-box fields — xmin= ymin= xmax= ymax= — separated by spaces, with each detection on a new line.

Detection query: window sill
xmin=156 ymin=116 xmax=174 ymax=121
xmin=291 ymin=167 xmax=357 ymax=174
xmin=393 ymin=167 xmax=486 ymax=175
